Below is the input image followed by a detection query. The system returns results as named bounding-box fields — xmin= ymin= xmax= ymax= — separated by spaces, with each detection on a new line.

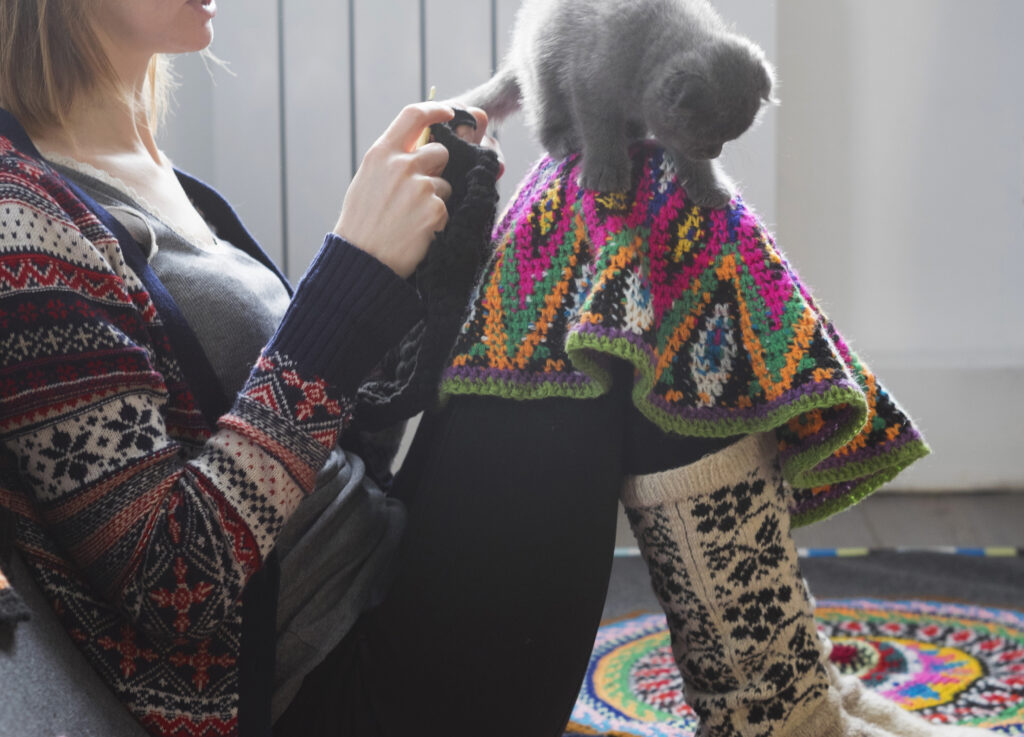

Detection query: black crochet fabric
xmin=352 ymin=116 xmax=501 ymax=433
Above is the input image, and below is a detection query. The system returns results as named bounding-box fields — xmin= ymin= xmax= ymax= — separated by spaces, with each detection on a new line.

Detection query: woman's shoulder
xmin=0 ymin=134 xmax=89 ymax=222
xmin=0 ymin=134 xmax=53 ymax=187
xmin=0 ymin=133 xmax=137 ymax=289
xmin=0 ymin=110 xmax=94 ymax=220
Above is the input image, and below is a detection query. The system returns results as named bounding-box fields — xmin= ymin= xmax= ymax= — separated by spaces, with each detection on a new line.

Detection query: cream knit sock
xmin=622 ymin=432 xmax=995 ymax=736
xmin=828 ymin=659 xmax=994 ymax=736
xmin=801 ymin=581 xmax=996 ymax=736
xmin=622 ymin=432 xmax=833 ymax=737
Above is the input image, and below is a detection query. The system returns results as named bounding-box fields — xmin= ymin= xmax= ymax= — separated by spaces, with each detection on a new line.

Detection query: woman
xmin=0 ymin=0 xmax=496 ymax=734
xmin=0 ymin=2 xmax=995 ymax=737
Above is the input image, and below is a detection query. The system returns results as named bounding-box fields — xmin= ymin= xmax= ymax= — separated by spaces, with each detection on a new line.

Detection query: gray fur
xmin=458 ymin=0 xmax=775 ymax=206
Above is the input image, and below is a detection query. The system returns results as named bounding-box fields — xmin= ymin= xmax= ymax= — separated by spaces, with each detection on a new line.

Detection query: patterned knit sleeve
xmin=0 ymin=145 xmax=422 ymax=641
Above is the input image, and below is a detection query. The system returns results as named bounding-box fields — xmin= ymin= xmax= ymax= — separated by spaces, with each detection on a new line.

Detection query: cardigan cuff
xmin=267 ymin=234 xmax=425 ymax=394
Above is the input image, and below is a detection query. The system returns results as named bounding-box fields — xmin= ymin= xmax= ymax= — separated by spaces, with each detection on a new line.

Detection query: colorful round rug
xmin=567 ymin=599 xmax=1024 ymax=736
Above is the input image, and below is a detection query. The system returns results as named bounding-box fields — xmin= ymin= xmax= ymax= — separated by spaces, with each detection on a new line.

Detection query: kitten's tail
xmin=455 ymin=66 xmax=522 ymax=123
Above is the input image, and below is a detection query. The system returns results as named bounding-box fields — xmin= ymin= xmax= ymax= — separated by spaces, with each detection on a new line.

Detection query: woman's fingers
xmin=414 ymin=141 xmax=450 ymax=176
xmin=432 ymin=175 xmax=453 ymax=202
xmin=453 ymin=106 xmax=488 ymax=144
xmin=411 ymin=143 xmax=451 ymax=201
xmin=381 ymin=103 xmax=455 ymax=152
xmin=332 ymin=104 xmax=461 ymax=278
xmin=448 ymin=104 xmax=505 ymax=179
xmin=330 ymin=99 xmax=503 ymax=280
xmin=481 ymin=134 xmax=505 ymax=179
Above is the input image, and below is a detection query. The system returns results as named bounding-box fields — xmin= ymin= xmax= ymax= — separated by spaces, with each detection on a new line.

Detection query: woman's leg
xmin=272 ymin=614 xmax=379 ymax=736
xmin=340 ymin=373 xmax=742 ymax=736
xmin=354 ymin=389 xmax=627 ymax=736
xmin=273 ymin=387 xmax=754 ymax=737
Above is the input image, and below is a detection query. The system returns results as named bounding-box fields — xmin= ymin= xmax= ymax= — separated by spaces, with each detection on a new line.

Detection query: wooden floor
xmin=614 ymin=491 xmax=1024 ymax=550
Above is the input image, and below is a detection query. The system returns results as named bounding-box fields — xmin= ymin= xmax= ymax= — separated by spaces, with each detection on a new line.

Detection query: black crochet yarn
xmin=419 ymin=120 xmax=501 ymax=323
xmin=353 ymin=116 xmax=501 ymax=432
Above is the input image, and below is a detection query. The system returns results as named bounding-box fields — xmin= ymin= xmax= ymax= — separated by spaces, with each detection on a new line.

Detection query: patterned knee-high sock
xmin=621 ymin=432 xmax=842 ymax=737
xmin=623 ymin=433 xmax=997 ymax=737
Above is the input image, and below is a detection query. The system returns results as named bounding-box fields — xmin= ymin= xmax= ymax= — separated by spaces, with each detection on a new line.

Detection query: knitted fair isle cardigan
xmin=442 ymin=144 xmax=930 ymax=525
xmin=0 ymin=109 xmax=424 ymax=736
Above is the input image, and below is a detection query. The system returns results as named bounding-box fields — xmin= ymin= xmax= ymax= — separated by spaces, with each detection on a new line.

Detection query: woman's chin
xmin=169 ymin=26 xmax=215 ymax=55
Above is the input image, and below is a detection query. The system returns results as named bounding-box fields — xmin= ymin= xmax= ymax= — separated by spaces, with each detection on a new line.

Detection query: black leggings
xmin=274 ymin=381 xmax=736 ymax=737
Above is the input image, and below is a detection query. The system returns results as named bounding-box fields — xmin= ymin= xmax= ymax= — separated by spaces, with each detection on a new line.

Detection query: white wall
xmin=162 ymin=0 xmax=285 ymax=267
xmin=707 ymin=0 xmax=778 ymax=227
xmin=160 ymin=0 xmax=1023 ymax=491
xmin=776 ymin=0 xmax=1024 ymax=489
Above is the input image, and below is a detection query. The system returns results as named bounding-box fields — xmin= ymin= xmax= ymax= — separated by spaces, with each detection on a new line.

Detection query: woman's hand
xmin=449 ymin=106 xmax=506 ymax=180
xmin=334 ymin=103 xmax=455 ymax=278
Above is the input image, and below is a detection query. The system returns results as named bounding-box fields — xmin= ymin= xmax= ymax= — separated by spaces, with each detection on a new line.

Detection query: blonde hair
xmin=0 ymin=0 xmax=174 ymax=135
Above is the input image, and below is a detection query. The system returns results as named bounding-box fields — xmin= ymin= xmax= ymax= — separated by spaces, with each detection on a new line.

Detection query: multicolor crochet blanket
xmin=440 ymin=144 xmax=929 ymax=526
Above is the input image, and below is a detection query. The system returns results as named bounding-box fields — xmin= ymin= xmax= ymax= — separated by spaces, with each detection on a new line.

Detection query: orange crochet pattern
xmin=441 ymin=144 xmax=929 ymax=526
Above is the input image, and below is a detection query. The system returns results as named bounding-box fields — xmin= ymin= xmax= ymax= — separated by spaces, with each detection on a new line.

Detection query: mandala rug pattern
xmin=441 ymin=145 xmax=928 ymax=526
xmin=567 ymin=600 xmax=1024 ymax=736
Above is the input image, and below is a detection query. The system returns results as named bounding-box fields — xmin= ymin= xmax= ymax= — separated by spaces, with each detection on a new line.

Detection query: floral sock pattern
xmin=622 ymin=433 xmax=832 ymax=737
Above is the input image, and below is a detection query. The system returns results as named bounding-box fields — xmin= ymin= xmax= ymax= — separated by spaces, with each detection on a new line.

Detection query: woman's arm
xmin=0 ymin=104 xmax=452 ymax=642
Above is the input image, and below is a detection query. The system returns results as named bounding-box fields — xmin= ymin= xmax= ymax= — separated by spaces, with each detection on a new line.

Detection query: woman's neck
xmin=32 ymin=66 xmax=161 ymax=168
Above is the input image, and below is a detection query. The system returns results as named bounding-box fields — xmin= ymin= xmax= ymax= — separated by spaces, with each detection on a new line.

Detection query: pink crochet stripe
xmin=735 ymin=212 xmax=793 ymax=331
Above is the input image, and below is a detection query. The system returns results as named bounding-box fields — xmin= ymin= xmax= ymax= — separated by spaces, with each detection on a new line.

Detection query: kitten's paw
xmin=669 ymin=152 xmax=735 ymax=209
xmin=543 ymin=131 xmax=582 ymax=159
xmin=686 ymin=183 xmax=734 ymax=209
xmin=580 ymin=159 xmax=632 ymax=192
xmin=547 ymin=140 xmax=580 ymax=159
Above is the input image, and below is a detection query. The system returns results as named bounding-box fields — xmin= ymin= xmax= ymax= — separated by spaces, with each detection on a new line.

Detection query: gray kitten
xmin=459 ymin=0 xmax=775 ymax=206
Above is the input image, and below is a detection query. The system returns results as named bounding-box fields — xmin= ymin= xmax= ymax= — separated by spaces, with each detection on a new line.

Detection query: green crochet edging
xmin=790 ymin=440 xmax=929 ymax=528
xmin=784 ymin=430 xmax=932 ymax=489
xmin=441 ymin=330 xmax=928 ymax=523
xmin=566 ymin=331 xmax=929 ymax=494
xmin=438 ymin=372 xmax=606 ymax=403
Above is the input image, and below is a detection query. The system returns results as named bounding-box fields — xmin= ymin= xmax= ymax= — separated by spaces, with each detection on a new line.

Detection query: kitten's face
xmin=646 ymin=42 xmax=774 ymax=161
